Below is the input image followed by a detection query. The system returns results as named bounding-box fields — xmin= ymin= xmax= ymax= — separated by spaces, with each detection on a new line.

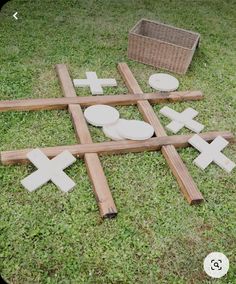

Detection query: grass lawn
xmin=0 ymin=0 xmax=236 ymax=283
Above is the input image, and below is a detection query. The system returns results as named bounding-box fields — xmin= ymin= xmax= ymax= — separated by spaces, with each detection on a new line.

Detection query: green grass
xmin=0 ymin=0 xmax=236 ymax=283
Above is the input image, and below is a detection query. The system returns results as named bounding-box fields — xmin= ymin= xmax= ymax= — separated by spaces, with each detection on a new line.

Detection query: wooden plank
xmin=55 ymin=64 xmax=117 ymax=218
xmin=1 ymin=131 xmax=233 ymax=165
xmin=68 ymin=104 xmax=92 ymax=143
xmin=56 ymin=64 xmax=77 ymax=97
xmin=118 ymin=62 xmax=204 ymax=204
xmin=0 ymin=91 xmax=203 ymax=113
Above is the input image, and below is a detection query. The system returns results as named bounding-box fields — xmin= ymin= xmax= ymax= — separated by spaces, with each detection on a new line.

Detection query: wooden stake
xmin=118 ymin=63 xmax=204 ymax=204
xmin=56 ymin=64 xmax=117 ymax=218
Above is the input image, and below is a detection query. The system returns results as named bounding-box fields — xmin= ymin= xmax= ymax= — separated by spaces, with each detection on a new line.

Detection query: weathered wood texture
xmin=56 ymin=64 xmax=117 ymax=218
xmin=0 ymin=91 xmax=203 ymax=112
xmin=1 ymin=131 xmax=233 ymax=165
xmin=117 ymin=63 xmax=204 ymax=204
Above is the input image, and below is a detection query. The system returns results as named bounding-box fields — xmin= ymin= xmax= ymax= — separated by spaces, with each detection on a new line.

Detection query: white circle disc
xmin=103 ymin=119 xmax=127 ymax=141
xmin=148 ymin=73 xmax=179 ymax=91
xmin=84 ymin=105 xmax=119 ymax=127
xmin=116 ymin=119 xmax=154 ymax=140
xmin=203 ymin=252 xmax=229 ymax=278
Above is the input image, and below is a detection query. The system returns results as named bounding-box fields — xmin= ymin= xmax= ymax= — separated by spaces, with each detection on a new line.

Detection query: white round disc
xmin=84 ymin=105 xmax=119 ymax=127
xmin=148 ymin=73 xmax=179 ymax=91
xmin=102 ymin=119 xmax=127 ymax=141
xmin=116 ymin=119 xmax=154 ymax=140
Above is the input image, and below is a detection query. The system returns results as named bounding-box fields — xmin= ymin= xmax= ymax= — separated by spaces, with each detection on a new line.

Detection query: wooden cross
xmin=0 ymin=63 xmax=234 ymax=218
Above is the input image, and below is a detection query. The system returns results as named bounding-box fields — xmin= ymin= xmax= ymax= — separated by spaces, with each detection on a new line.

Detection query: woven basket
xmin=128 ymin=19 xmax=200 ymax=74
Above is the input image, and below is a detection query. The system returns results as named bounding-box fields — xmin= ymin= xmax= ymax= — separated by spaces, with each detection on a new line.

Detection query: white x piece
xmin=160 ymin=106 xmax=204 ymax=133
xmin=188 ymin=134 xmax=235 ymax=173
xmin=21 ymin=149 xmax=76 ymax=192
xmin=73 ymin=72 xmax=117 ymax=95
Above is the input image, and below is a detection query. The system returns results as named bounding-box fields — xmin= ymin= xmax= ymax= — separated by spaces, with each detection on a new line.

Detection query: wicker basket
xmin=128 ymin=19 xmax=200 ymax=74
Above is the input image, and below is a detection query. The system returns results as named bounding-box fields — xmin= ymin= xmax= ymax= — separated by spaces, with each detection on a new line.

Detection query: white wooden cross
xmin=21 ymin=149 xmax=76 ymax=192
xmin=160 ymin=106 xmax=204 ymax=133
xmin=188 ymin=134 xmax=235 ymax=173
xmin=73 ymin=71 xmax=117 ymax=95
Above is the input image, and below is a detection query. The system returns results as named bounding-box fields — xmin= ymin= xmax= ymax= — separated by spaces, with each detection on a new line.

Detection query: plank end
xmin=189 ymin=197 xmax=204 ymax=205
xmin=102 ymin=207 xmax=118 ymax=219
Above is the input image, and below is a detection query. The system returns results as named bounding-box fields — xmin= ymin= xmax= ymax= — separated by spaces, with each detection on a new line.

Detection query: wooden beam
xmin=1 ymin=131 xmax=233 ymax=165
xmin=55 ymin=64 xmax=117 ymax=218
xmin=0 ymin=91 xmax=203 ymax=112
xmin=118 ymin=63 xmax=205 ymax=204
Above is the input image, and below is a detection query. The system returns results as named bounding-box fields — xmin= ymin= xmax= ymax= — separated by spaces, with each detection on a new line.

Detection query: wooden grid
xmin=0 ymin=63 xmax=234 ymax=218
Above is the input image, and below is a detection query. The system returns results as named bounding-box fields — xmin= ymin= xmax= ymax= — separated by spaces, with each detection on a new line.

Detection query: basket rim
xmin=129 ymin=18 xmax=200 ymax=51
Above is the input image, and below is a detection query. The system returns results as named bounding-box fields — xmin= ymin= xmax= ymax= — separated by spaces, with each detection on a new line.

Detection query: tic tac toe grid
xmin=0 ymin=63 xmax=234 ymax=218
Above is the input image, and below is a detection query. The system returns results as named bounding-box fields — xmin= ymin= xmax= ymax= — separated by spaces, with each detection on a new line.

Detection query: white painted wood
xmin=102 ymin=119 xmax=126 ymax=141
xmin=116 ymin=119 xmax=154 ymax=141
xmin=188 ymin=134 xmax=235 ymax=173
xmin=73 ymin=71 xmax=117 ymax=95
xmin=84 ymin=104 xmax=119 ymax=127
xmin=148 ymin=73 xmax=179 ymax=91
xmin=160 ymin=106 xmax=204 ymax=133
xmin=21 ymin=149 xmax=76 ymax=192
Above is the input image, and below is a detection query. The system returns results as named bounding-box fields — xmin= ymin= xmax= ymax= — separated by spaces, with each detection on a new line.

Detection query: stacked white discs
xmin=84 ymin=105 xmax=119 ymax=127
xmin=149 ymin=73 xmax=179 ymax=92
xmin=103 ymin=119 xmax=126 ymax=141
xmin=103 ymin=119 xmax=154 ymax=141
xmin=84 ymin=105 xmax=154 ymax=141
xmin=116 ymin=119 xmax=154 ymax=140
